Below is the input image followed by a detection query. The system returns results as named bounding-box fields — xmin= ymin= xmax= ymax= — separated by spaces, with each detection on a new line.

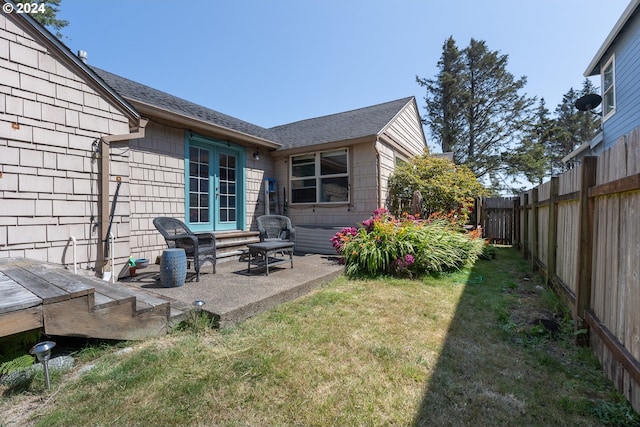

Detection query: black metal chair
xmin=256 ymin=215 xmax=296 ymax=243
xmin=153 ymin=217 xmax=216 ymax=281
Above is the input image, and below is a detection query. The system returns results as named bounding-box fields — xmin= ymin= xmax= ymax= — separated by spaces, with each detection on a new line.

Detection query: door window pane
xmin=189 ymin=146 xmax=210 ymax=224
xmin=218 ymin=152 xmax=237 ymax=223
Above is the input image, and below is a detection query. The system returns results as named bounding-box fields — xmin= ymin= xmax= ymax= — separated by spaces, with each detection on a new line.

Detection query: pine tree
xmin=417 ymin=37 xmax=465 ymax=154
xmin=551 ymin=79 xmax=601 ymax=173
xmin=16 ymin=0 xmax=68 ymax=39
xmin=418 ymin=38 xmax=535 ymax=182
xmin=505 ymin=98 xmax=558 ymax=187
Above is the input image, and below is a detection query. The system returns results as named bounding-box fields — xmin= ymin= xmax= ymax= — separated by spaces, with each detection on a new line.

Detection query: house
xmin=565 ymin=0 xmax=640 ymax=161
xmin=0 ymin=8 xmax=427 ymax=276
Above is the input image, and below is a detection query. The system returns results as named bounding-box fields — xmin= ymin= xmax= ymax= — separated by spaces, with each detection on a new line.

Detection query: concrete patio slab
xmin=120 ymin=254 xmax=344 ymax=328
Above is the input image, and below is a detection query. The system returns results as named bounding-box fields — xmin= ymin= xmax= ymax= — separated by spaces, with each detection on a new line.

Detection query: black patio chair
xmin=153 ymin=217 xmax=216 ymax=281
xmin=256 ymin=215 xmax=296 ymax=243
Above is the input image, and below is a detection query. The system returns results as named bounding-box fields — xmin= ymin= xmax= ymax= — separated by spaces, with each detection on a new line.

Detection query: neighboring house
xmin=0 ymin=8 xmax=426 ymax=275
xmin=565 ymin=0 xmax=640 ymax=162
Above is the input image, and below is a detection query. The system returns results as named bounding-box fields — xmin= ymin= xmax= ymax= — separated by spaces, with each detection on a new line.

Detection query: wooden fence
xmin=503 ymin=127 xmax=640 ymax=413
xmin=476 ymin=197 xmax=518 ymax=245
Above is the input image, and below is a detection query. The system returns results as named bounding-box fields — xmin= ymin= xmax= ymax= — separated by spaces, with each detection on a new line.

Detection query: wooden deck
xmin=0 ymin=258 xmax=184 ymax=341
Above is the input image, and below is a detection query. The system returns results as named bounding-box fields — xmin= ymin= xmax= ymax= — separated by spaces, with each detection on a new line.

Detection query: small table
xmin=246 ymin=241 xmax=294 ymax=276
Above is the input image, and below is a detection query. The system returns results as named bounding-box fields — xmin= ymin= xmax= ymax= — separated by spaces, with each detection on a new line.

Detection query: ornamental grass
xmin=331 ymin=209 xmax=485 ymax=277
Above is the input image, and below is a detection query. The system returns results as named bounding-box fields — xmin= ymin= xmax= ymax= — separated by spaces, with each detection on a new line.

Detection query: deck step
xmin=215 ymin=231 xmax=260 ymax=255
xmin=0 ymin=258 xmax=175 ymax=341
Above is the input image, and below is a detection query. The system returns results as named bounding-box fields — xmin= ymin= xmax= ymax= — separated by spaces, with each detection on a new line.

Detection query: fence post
xmin=512 ymin=197 xmax=520 ymax=249
xmin=575 ymin=156 xmax=597 ymax=345
xmin=546 ymin=177 xmax=559 ymax=287
xmin=522 ymin=192 xmax=529 ymax=259
xmin=531 ymin=187 xmax=539 ymax=271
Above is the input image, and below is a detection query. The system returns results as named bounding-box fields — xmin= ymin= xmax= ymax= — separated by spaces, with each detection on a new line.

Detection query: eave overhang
xmin=129 ymin=99 xmax=281 ymax=150
xmin=584 ymin=0 xmax=640 ymax=76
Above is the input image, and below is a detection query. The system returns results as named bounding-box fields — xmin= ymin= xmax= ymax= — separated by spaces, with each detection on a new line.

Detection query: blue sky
xmin=58 ymin=0 xmax=629 ymax=152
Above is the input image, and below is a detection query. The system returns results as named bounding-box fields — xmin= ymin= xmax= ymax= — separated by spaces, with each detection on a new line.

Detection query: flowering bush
xmin=332 ymin=209 xmax=484 ymax=277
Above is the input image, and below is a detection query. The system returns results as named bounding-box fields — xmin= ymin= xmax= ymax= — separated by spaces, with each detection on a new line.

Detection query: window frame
xmin=602 ymin=54 xmax=616 ymax=121
xmin=290 ymin=148 xmax=350 ymax=205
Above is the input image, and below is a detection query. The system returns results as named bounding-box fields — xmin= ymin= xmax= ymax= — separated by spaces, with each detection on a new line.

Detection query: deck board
xmin=0 ymin=272 xmax=42 ymax=314
xmin=25 ymin=264 xmax=94 ymax=298
xmin=0 ymin=266 xmax=69 ymax=304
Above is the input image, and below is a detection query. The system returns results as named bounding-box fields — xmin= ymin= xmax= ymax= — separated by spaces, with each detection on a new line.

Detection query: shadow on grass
xmin=412 ymin=246 xmax=639 ymax=427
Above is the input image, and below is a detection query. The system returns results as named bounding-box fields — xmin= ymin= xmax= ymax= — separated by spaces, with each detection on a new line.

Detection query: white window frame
xmin=602 ymin=55 xmax=616 ymax=121
xmin=290 ymin=148 xmax=350 ymax=204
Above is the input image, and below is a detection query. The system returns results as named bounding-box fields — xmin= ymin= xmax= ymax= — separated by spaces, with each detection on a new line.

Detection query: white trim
xmin=601 ymin=55 xmax=616 ymax=121
xmin=585 ymin=0 xmax=640 ymax=77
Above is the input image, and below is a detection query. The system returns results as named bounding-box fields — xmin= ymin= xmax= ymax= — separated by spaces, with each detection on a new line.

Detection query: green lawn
xmin=2 ymin=247 xmax=638 ymax=426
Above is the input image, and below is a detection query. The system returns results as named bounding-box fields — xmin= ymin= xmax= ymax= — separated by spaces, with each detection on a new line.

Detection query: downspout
xmin=96 ymin=119 xmax=148 ymax=276
xmin=373 ymin=140 xmax=382 ymax=208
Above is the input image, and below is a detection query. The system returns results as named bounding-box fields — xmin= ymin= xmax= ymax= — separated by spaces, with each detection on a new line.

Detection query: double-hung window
xmin=602 ymin=55 xmax=615 ymax=120
xmin=291 ymin=148 xmax=349 ymax=204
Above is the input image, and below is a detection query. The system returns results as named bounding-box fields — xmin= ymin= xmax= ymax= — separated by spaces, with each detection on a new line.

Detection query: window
xmin=290 ymin=149 xmax=349 ymax=204
xmin=602 ymin=55 xmax=615 ymax=120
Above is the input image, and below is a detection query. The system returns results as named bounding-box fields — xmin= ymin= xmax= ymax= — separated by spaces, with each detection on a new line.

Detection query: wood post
xmin=522 ymin=192 xmax=529 ymax=259
xmin=531 ymin=187 xmax=539 ymax=271
xmin=97 ymin=138 xmax=109 ymax=275
xmin=546 ymin=177 xmax=559 ymax=286
xmin=575 ymin=156 xmax=597 ymax=344
xmin=512 ymin=197 xmax=521 ymax=249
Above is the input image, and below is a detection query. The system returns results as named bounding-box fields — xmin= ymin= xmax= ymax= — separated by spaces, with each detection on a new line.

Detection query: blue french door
xmin=186 ymin=135 xmax=245 ymax=232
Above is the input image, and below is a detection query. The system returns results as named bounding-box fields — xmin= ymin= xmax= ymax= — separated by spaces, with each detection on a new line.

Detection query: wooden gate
xmin=476 ymin=197 xmax=518 ymax=245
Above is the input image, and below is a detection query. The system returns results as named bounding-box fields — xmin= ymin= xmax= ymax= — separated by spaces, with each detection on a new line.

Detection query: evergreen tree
xmin=16 ymin=0 xmax=68 ymax=39
xmin=551 ymin=79 xmax=601 ymax=173
xmin=417 ymin=37 xmax=465 ymax=154
xmin=504 ymin=98 xmax=559 ymax=187
xmin=418 ymin=37 xmax=535 ymax=181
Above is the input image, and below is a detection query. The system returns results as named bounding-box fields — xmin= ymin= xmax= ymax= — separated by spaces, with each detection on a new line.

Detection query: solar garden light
xmin=30 ymin=341 xmax=56 ymax=389
xmin=192 ymin=300 xmax=205 ymax=333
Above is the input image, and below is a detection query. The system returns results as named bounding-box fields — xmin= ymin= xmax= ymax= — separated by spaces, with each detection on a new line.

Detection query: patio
xmin=120 ymin=253 xmax=344 ymax=328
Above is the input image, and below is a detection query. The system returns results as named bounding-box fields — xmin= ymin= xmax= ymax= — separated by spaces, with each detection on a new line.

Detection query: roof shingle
xmin=92 ymin=67 xmax=277 ymax=142
xmin=269 ymin=97 xmax=415 ymax=149
xmin=92 ymin=67 xmax=415 ymax=150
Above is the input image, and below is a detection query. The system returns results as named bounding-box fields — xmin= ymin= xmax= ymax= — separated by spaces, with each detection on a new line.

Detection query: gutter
xmin=130 ymin=100 xmax=281 ymax=150
xmin=97 ymin=119 xmax=148 ymax=275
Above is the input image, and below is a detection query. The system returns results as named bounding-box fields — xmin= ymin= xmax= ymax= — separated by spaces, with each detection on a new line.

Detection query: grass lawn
xmin=2 ymin=246 xmax=639 ymax=426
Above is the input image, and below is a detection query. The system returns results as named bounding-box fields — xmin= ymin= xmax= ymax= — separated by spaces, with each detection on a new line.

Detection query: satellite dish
xmin=574 ymin=93 xmax=602 ymax=111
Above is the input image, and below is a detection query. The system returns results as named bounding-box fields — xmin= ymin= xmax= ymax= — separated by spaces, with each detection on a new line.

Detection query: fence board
xmin=629 ymin=128 xmax=640 ymax=175
xmin=559 ymin=166 xmax=580 ymax=195
xmin=621 ymin=191 xmax=640 ymax=362
xmin=556 ymin=200 xmax=579 ymax=296
xmin=538 ymin=204 xmax=549 ymax=269
xmin=507 ymin=124 xmax=640 ymax=414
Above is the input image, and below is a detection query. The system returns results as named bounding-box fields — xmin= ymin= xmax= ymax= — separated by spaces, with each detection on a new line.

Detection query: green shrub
xmin=331 ymin=209 xmax=484 ymax=277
